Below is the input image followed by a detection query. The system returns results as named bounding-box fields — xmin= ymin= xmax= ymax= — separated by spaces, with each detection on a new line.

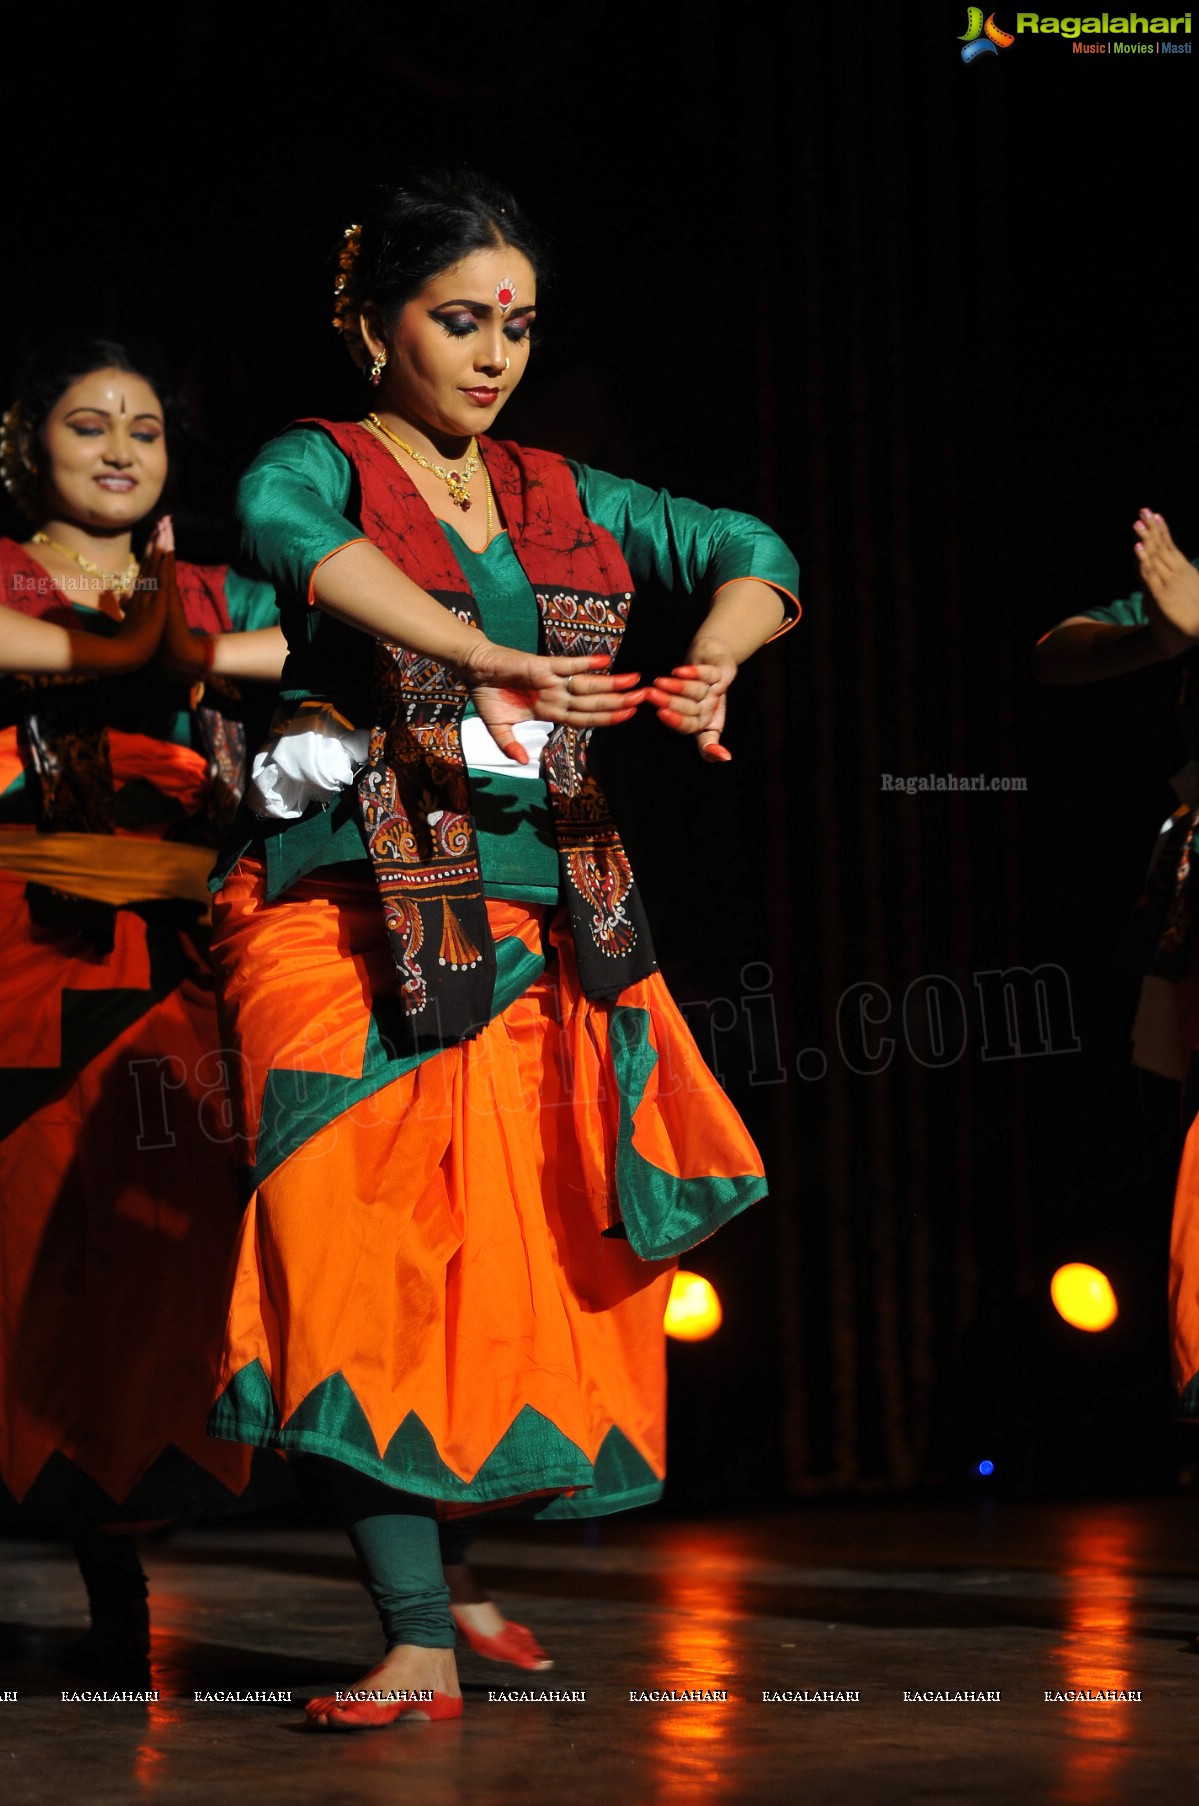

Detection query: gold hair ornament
xmin=332 ymin=222 xmax=371 ymax=371
xmin=0 ymin=399 xmax=39 ymax=517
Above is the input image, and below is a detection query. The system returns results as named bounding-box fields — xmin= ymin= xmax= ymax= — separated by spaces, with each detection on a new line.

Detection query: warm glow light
xmin=1051 ymin=1263 xmax=1118 ymax=1332
xmin=664 ymin=1271 xmax=722 ymax=1341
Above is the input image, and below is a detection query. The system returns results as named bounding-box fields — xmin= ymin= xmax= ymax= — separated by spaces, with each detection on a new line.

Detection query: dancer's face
xmin=366 ymin=245 xmax=538 ymax=444
xmin=39 ymin=368 xmax=167 ymax=529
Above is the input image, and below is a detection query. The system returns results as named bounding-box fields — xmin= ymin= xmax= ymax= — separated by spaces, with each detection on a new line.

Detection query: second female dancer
xmin=0 ymin=334 xmax=288 ymax=1675
xmin=206 ymin=171 xmax=799 ymax=1728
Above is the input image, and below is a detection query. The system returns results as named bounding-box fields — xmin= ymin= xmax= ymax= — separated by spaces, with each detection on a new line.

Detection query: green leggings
xmin=318 ymin=1463 xmax=472 ymax=1651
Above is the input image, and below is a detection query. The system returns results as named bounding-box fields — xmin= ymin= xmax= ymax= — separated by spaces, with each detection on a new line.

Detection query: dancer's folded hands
xmin=1135 ymin=508 xmax=1199 ymax=658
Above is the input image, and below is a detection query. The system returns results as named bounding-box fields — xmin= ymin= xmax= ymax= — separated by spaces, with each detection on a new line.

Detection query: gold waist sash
xmin=0 ymin=831 xmax=214 ymax=916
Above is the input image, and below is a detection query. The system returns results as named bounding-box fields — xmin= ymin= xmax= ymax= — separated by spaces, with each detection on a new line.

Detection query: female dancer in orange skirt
xmin=207 ymin=172 xmax=799 ymax=1728
xmin=0 ymin=335 xmax=286 ymax=1675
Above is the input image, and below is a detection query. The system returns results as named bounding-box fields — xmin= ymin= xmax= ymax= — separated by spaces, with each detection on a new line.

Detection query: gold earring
xmin=369 ymin=349 xmax=387 ymax=386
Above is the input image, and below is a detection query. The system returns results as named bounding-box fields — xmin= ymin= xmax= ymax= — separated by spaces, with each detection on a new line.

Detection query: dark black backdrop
xmin=3 ymin=4 xmax=1196 ymax=1502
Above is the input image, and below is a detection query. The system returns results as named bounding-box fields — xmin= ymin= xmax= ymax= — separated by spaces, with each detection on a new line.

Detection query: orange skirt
xmin=0 ymin=865 xmax=264 ymax=1524
xmin=207 ymin=861 xmax=767 ymax=1516
xmin=1171 ymin=1115 xmax=1199 ymax=1416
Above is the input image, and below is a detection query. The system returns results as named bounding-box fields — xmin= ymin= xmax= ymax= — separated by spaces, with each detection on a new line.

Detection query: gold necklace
xmin=483 ymin=464 xmax=494 ymax=544
xmin=365 ymin=413 xmax=479 ymax=510
xmin=31 ymin=531 xmax=139 ymax=600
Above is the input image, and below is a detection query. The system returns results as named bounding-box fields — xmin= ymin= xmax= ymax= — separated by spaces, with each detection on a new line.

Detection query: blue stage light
xmin=977 ymin=1460 xmax=995 ymax=1477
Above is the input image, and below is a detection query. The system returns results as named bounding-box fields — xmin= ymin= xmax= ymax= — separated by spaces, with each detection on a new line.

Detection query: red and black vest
xmin=306 ymin=420 xmax=658 ymax=1048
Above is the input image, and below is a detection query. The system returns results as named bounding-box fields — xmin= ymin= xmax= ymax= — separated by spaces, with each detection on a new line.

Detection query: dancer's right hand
xmin=460 ymin=641 xmax=644 ymax=763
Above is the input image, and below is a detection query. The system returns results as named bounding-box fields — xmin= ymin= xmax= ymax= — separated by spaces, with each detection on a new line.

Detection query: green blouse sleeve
xmin=237 ymin=426 xmax=363 ymax=602
xmin=1081 ymin=589 xmax=1148 ymax=628
xmin=569 ymin=461 xmax=800 ymax=625
xmin=1080 ymin=559 xmax=1199 ymax=629
xmin=223 ymin=567 xmax=280 ymax=631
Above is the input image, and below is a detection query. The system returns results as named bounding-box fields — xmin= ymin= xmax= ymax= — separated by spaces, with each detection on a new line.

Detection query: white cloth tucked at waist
xmin=248 ymin=711 xmax=371 ymax=820
xmin=459 ymin=714 xmax=552 ymax=781
xmin=248 ymin=709 xmax=551 ymax=821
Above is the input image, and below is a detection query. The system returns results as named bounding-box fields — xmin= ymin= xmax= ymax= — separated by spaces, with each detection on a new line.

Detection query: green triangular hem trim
xmin=209 ymin=1366 xmax=594 ymax=1506
xmin=1179 ymin=1369 xmax=1199 ymax=1420
xmin=208 ymin=1367 xmax=661 ymax=1516
xmin=244 ymin=930 xmax=546 ymax=1196
xmin=535 ymin=1478 xmax=664 ymax=1519
xmin=610 ymin=1005 xmax=767 ymax=1260
xmin=385 ymin=1408 xmax=488 ymax=1493
xmin=536 ymin=1424 xmax=663 ymax=1519
xmin=208 ymin=1355 xmax=280 ymax=1441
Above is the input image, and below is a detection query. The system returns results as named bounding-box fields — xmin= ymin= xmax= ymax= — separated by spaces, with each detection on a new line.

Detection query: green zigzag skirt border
xmin=209 ymin=1360 xmax=662 ymax=1519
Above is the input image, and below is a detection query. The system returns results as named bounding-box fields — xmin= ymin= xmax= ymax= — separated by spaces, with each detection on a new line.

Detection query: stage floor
xmin=2 ymin=1496 xmax=1197 ymax=1804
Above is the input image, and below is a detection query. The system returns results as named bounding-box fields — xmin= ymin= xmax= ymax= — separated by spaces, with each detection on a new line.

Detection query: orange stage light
xmin=1050 ymin=1263 xmax=1118 ymax=1333
xmin=664 ymin=1271 xmax=723 ymax=1341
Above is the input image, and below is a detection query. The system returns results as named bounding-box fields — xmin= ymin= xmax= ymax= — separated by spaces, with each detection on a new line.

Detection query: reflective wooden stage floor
xmin=3 ymin=1497 xmax=1198 ymax=1805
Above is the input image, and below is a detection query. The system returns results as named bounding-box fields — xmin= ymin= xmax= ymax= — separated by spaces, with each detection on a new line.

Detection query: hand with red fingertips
xmin=465 ymin=647 xmax=644 ymax=764
xmin=645 ymin=637 xmax=738 ymax=763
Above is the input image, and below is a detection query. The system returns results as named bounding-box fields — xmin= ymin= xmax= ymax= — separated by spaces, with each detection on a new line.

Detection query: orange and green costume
xmin=207 ymin=423 xmax=800 ymax=1516
xmin=0 ymin=539 xmax=281 ymax=1525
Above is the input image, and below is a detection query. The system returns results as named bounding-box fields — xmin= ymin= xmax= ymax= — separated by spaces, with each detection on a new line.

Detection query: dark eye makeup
xmin=66 ymin=419 xmax=162 ymax=442
xmin=432 ymin=310 xmax=536 ymax=344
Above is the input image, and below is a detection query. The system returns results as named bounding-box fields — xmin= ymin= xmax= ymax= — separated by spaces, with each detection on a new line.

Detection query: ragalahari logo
xmin=960 ymin=8 xmax=1016 ymax=58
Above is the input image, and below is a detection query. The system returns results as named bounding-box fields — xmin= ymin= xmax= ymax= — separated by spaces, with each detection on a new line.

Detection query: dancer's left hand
xmin=645 ymin=638 xmax=738 ymax=763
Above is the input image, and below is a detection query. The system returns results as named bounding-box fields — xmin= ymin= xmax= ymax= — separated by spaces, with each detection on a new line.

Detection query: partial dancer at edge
xmin=1035 ymin=510 xmax=1199 ymax=1433
xmin=205 ymin=172 xmax=800 ymax=1729
xmin=0 ymin=335 xmax=286 ymax=1679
